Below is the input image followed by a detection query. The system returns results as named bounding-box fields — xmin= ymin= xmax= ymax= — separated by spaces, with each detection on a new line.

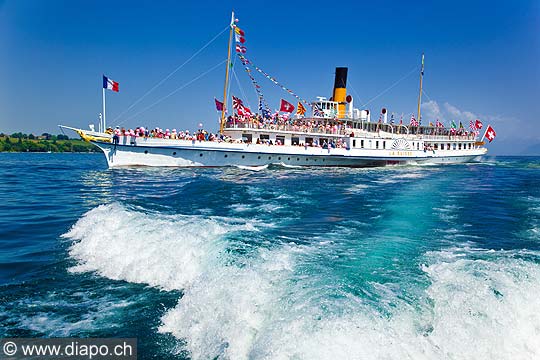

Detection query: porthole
xmin=144 ymin=150 xmax=148 ymax=154
xmin=199 ymin=153 xmax=203 ymax=157
xmin=287 ymin=157 xmax=290 ymax=161
xmin=314 ymin=159 xmax=317 ymax=162
xmin=268 ymin=156 xmax=271 ymax=160
xmin=278 ymin=157 xmax=281 ymax=160
xmin=297 ymin=158 xmax=300 ymax=161
xmin=306 ymin=158 xmax=309 ymax=161
xmin=242 ymin=155 xmax=245 ymax=159
xmin=258 ymin=156 xmax=261 ymax=159
xmin=172 ymin=152 xmax=177 ymax=155
xmin=224 ymin=154 xmax=228 ymax=158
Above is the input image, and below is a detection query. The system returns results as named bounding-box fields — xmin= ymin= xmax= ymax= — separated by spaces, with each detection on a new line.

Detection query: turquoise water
xmin=1 ymin=153 xmax=539 ymax=359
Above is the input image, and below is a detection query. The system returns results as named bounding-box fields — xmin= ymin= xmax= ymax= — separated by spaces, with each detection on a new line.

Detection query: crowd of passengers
xmin=110 ymin=114 xmax=476 ymax=145
xmin=226 ymin=114 xmax=351 ymax=135
xmin=112 ymin=126 xmax=222 ymax=141
xmin=111 ymin=125 xmax=348 ymax=148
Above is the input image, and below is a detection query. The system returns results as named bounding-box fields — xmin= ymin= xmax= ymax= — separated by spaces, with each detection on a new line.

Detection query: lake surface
xmin=1 ymin=153 xmax=539 ymax=359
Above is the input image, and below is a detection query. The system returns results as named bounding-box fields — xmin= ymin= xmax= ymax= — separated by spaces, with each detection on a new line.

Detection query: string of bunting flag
xmin=233 ymin=22 xmax=270 ymax=115
xmin=236 ymin=53 xmax=322 ymax=115
xmin=238 ymin=56 xmax=271 ymax=115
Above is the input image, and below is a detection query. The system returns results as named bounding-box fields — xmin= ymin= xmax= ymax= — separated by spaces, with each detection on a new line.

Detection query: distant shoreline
xmin=0 ymin=134 xmax=99 ymax=153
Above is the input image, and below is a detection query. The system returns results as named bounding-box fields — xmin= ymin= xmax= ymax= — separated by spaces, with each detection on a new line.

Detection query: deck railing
xmin=224 ymin=123 xmax=477 ymax=141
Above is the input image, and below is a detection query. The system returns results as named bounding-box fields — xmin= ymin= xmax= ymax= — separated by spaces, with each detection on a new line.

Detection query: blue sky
xmin=0 ymin=0 xmax=538 ymax=154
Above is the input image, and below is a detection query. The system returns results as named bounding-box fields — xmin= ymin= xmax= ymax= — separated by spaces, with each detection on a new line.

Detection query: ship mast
xmin=416 ymin=53 xmax=425 ymax=126
xmin=220 ymin=11 xmax=235 ymax=134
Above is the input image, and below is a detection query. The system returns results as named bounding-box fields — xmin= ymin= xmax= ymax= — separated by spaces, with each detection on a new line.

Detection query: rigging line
xmin=119 ymin=59 xmax=227 ymax=124
xmin=347 ymin=82 xmax=364 ymax=107
xmin=232 ymin=67 xmax=251 ymax=110
xmin=224 ymin=51 xmax=237 ymax=112
xmin=113 ymin=25 xmax=229 ymax=124
xmin=421 ymin=89 xmax=432 ymax=102
xmin=362 ymin=65 xmax=420 ymax=107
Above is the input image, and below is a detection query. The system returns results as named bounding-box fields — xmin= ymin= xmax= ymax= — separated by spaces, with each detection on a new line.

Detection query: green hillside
xmin=0 ymin=133 xmax=99 ymax=153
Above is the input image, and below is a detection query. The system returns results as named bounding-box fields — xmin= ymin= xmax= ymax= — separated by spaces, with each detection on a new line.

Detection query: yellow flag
xmin=297 ymin=102 xmax=306 ymax=116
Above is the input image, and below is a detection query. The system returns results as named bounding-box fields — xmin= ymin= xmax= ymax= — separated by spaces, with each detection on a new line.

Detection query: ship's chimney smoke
xmin=332 ymin=67 xmax=348 ymax=118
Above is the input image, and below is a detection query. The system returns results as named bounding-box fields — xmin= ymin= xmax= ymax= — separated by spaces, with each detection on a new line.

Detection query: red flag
xmin=484 ymin=125 xmax=496 ymax=142
xmin=214 ymin=98 xmax=224 ymax=111
xmin=475 ymin=119 xmax=483 ymax=129
xmin=237 ymin=104 xmax=251 ymax=117
xmin=235 ymin=44 xmax=246 ymax=53
xmin=279 ymin=99 xmax=295 ymax=113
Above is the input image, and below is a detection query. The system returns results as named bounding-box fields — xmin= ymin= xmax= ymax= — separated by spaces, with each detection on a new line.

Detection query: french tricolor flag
xmin=103 ymin=75 xmax=119 ymax=92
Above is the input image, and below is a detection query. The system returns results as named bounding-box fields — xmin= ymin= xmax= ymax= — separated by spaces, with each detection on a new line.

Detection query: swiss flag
xmin=484 ymin=125 xmax=496 ymax=142
xmin=475 ymin=119 xmax=483 ymax=130
xmin=279 ymin=99 xmax=295 ymax=113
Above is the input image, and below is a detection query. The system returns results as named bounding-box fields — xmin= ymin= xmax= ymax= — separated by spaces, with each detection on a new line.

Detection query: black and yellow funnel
xmin=332 ymin=67 xmax=348 ymax=118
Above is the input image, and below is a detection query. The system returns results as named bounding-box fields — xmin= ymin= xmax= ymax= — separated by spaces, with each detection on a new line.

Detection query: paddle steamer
xmin=62 ymin=14 xmax=488 ymax=168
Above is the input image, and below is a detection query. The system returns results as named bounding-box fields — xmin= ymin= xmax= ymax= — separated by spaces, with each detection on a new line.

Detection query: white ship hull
xmin=92 ymin=138 xmax=486 ymax=168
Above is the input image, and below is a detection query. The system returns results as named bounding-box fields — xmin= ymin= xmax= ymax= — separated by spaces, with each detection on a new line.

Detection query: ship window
xmin=291 ymin=137 xmax=299 ymax=145
xmin=453 ymin=143 xmax=457 ymax=150
xmin=369 ymin=140 xmax=372 ymax=148
xmin=353 ymin=140 xmax=356 ymax=147
xmin=199 ymin=153 xmax=203 ymax=156
xmin=278 ymin=157 xmax=281 ymax=160
xmin=276 ymin=135 xmax=285 ymax=145
xmin=287 ymin=157 xmax=290 ymax=161
xmin=258 ymin=156 xmax=261 ymax=159
xmin=242 ymin=134 xmax=253 ymax=143
xmin=260 ymin=134 xmax=270 ymax=141
xmin=434 ymin=144 xmax=438 ymax=150
xmin=383 ymin=141 xmax=386 ymax=149
xmin=306 ymin=137 xmax=314 ymax=146
xmin=224 ymin=154 xmax=228 ymax=158
xmin=268 ymin=156 xmax=272 ymax=160
xmin=458 ymin=143 xmax=462 ymax=150
xmin=297 ymin=158 xmax=300 ymax=161
xmin=306 ymin=158 xmax=309 ymax=161
xmin=417 ymin=143 xmax=420 ymax=150
xmin=361 ymin=140 xmax=364 ymax=148
xmin=242 ymin=155 xmax=245 ymax=158
xmin=173 ymin=152 xmax=177 ymax=155
xmin=144 ymin=150 xmax=148 ymax=154
xmin=376 ymin=141 xmax=379 ymax=149
xmin=447 ymin=143 xmax=450 ymax=150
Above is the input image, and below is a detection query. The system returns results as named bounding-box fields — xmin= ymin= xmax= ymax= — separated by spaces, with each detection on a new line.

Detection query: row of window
xmin=142 ymin=150 xmax=326 ymax=162
xmin=428 ymin=143 xmax=474 ymax=150
xmin=350 ymin=139 xmax=474 ymax=150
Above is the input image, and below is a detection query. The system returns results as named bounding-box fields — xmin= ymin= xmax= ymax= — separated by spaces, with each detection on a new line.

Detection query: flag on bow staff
xmin=103 ymin=75 xmax=119 ymax=92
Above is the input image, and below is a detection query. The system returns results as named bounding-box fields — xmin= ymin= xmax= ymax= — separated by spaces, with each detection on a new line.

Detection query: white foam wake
xmin=63 ymin=206 xmax=540 ymax=359
xmin=63 ymin=203 xmax=254 ymax=291
xmin=159 ymin=246 xmax=540 ymax=360
xmin=235 ymin=164 xmax=269 ymax=171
